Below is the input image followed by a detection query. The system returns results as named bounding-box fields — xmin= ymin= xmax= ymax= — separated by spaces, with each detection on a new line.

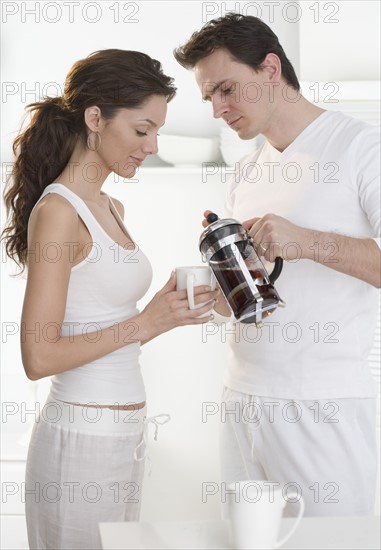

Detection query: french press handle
xmin=246 ymin=234 xmax=283 ymax=284
xmin=268 ymin=256 xmax=283 ymax=284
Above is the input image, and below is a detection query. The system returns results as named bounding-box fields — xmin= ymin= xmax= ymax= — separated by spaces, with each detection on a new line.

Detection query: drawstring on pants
xmin=134 ymin=413 xmax=171 ymax=475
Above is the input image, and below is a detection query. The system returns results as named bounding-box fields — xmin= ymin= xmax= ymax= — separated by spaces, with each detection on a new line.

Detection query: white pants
xmin=220 ymin=387 xmax=378 ymax=517
xmin=25 ymin=396 xmax=147 ymax=550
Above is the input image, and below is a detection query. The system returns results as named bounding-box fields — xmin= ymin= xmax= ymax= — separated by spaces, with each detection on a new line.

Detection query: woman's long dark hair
xmin=2 ymin=49 xmax=176 ymax=272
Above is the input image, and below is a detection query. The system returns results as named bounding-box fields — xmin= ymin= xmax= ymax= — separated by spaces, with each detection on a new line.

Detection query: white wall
xmin=3 ymin=0 xmax=380 ymax=161
xmin=1 ymin=0 xmax=300 ymax=159
xmin=299 ymin=0 xmax=380 ymax=81
xmin=1 ymin=1 xmax=380 ymax=539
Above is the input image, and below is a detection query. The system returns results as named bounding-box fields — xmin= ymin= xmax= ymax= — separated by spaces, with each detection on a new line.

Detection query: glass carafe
xmin=199 ymin=215 xmax=285 ymax=326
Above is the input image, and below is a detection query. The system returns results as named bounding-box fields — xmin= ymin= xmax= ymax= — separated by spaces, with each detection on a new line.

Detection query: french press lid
xmin=199 ymin=217 xmax=247 ymax=259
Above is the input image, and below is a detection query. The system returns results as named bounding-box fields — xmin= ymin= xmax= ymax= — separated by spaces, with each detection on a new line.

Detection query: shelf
xmin=138 ymin=164 xmax=232 ymax=174
xmin=105 ymin=163 xmax=234 ymax=186
xmin=140 ymin=166 xmax=211 ymax=174
xmin=106 ymin=164 xmax=235 ymax=186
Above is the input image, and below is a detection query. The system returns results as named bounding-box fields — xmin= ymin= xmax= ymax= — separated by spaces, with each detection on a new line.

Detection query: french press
xmin=199 ymin=213 xmax=285 ymax=326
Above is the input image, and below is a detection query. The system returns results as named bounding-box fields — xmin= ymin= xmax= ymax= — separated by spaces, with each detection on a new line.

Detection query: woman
xmin=2 ymin=49 xmax=218 ymax=549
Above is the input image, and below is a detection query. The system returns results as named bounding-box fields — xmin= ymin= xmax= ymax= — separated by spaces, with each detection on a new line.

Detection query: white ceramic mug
xmin=176 ymin=266 xmax=216 ymax=316
xmin=227 ymin=480 xmax=305 ymax=550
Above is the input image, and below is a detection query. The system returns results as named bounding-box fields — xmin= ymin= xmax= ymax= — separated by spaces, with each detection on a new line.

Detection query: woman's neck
xmin=55 ymin=143 xmax=110 ymax=201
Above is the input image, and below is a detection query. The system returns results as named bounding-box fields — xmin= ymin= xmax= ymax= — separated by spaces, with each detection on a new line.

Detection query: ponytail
xmin=2 ymin=97 xmax=79 ymax=272
xmin=2 ymin=49 xmax=176 ymax=273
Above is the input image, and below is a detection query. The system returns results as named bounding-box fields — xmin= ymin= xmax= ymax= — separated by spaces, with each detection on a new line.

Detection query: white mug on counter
xmin=176 ymin=265 xmax=216 ymax=316
xmin=227 ymin=480 xmax=305 ymax=549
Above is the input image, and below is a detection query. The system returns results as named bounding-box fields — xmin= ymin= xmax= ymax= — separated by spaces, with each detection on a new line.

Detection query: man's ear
xmin=84 ymin=106 xmax=102 ymax=132
xmin=261 ymin=53 xmax=282 ymax=83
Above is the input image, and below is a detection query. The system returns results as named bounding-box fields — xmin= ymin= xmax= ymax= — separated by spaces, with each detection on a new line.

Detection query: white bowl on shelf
xmin=157 ymin=134 xmax=220 ymax=167
xmin=219 ymin=127 xmax=264 ymax=166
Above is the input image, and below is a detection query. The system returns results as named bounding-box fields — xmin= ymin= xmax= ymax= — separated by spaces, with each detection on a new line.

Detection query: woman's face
xmin=93 ymin=94 xmax=168 ymax=179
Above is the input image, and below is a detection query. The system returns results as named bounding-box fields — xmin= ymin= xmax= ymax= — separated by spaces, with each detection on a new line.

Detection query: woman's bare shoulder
xmin=29 ymin=192 xmax=79 ymax=236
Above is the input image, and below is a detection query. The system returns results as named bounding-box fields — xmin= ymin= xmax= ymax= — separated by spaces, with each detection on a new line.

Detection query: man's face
xmin=195 ymin=48 xmax=276 ymax=140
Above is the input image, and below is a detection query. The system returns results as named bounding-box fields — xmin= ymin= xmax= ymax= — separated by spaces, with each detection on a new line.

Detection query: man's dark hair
xmin=174 ymin=13 xmax=300 ymax=91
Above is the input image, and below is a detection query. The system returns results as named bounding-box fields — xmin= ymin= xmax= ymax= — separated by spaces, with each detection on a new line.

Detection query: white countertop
xmin=99 ymin=515 xmax=380 ymax=550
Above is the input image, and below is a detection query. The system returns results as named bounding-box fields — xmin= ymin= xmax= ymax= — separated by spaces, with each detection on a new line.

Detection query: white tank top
xmin=35 ymin=183 xmax=153 ymax=405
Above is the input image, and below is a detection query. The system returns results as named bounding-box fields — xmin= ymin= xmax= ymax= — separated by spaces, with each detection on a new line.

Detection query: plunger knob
xmin=206 ymin=212 xmax=219 ymax=224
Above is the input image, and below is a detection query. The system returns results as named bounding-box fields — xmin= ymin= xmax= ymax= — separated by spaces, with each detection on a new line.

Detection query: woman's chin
xmin=115 ymin=165 xmax=139 ymax=180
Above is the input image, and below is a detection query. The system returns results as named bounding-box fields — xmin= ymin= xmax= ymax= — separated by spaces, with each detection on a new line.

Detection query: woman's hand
xmin=138 ymin=271 xmax=220 ymax=343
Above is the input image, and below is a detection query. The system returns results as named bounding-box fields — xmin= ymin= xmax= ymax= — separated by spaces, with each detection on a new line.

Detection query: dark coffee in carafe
xmin=199 ymin=215 xmax=285 ymax=326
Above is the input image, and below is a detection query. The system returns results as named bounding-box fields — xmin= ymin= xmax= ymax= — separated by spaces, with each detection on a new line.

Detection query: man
xmin=174 ymin=13 xmax=380 ymax=516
